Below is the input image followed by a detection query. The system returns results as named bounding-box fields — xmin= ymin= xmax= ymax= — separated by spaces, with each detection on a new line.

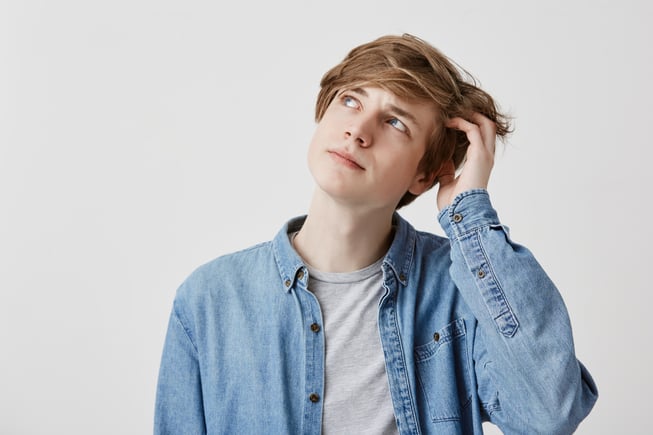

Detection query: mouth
xmin=328 ymin=150 xmax=365 ymax=170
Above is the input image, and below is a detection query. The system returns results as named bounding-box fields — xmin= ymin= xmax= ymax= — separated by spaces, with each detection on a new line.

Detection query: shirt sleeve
xmin=154 ymin=298 xmax=207 ymax=435
xmin=438 ymin=189 xmax=598 ymax=434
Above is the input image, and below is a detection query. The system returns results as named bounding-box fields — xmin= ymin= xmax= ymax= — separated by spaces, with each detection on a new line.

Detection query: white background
xmin=2 ymin=0 xmax=651 ymax=433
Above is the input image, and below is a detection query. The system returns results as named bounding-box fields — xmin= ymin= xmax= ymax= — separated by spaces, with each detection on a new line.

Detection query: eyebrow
xmin=350 ymin=87 xmax=421 ymax=128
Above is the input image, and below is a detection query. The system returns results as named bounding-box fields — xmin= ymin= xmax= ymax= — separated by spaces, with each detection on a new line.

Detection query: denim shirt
xmin=155 ymin=190 xmax=598 ymax=434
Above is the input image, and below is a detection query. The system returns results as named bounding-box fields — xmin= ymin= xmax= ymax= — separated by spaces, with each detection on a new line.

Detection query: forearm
xmin=439 ymin=189 xmax=597 ymax=433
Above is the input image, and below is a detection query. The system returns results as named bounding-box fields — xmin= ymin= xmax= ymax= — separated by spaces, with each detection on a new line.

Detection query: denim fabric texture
xmin=154 ymin=190 xmax=598 ymax=434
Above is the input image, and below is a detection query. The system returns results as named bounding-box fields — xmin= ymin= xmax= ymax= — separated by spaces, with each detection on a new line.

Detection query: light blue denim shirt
xmin=155 ymin=190 xmax=597 ymax=434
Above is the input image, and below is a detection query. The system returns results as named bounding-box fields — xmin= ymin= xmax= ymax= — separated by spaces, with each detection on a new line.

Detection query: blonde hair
xmin=315 ymin=33 xmax=512 ymax=208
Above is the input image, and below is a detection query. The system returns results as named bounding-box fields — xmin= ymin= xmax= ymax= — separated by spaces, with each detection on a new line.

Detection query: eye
xmin=388 ymin=117 xmax=408 ymax=133
xmin=342 ymin=95 xmax=359 ymax=109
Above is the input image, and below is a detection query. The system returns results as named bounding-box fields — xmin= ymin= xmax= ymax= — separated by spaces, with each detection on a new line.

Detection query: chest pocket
xmin=414 ymin=318 xmax=472 ymax=422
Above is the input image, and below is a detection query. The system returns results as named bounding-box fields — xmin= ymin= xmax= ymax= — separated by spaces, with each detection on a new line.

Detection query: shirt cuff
xmin=437 ymin=189 xmax=500 ymax=239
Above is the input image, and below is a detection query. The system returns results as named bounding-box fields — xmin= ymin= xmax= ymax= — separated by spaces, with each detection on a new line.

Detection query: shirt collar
xmin=272 ymin=216 xmax=309 ymax=292
xmin=271 ymin=213 xmax=417 ymax=292
xmin=384 ymin=212 xmax=416 ymax=287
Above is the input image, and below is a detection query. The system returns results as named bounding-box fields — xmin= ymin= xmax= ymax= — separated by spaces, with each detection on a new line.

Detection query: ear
xmin=408 ymin=170 xmax=438 ymax=196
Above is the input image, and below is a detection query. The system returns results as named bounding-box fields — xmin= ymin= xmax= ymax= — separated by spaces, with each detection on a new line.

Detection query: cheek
xmin=389 ymin=152 xmax=426 ymax=185
xmin=306 ymin=130 xmax=324 ymax=175
xmin=310 ymin=119 xmax=331 ymax=145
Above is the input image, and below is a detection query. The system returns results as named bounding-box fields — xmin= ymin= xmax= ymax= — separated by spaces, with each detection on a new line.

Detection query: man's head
xmin=315 ymin=33 xmax=511 ymax=208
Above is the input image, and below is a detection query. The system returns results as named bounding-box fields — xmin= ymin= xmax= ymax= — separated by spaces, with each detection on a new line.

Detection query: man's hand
xmin=436 ymin=113 xmax=497 ymax=211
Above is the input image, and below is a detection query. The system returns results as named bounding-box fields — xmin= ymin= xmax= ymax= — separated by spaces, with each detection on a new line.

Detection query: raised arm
xmin=437 ymin=115 xmax=598 ymax=433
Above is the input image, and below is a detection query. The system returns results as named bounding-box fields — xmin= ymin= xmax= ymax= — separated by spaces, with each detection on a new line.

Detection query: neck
xmin=293 ymin=188 xmax=395 ymax=272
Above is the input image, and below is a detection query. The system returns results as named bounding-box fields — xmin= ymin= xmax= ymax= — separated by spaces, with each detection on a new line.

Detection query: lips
xmin=329 ymin=150 xmax=365 ymax=170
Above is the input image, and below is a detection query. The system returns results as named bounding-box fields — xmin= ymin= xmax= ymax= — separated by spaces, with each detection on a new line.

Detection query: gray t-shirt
xmin=307 ymin=257 xmax=398 ymax=435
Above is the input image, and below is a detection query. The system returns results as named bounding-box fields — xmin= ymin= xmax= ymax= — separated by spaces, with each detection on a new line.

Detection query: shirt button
xmin=310 ymin=323 xmax=321 ymax=333
xmin=309 ymin=393 xmax=320 ymax=403
xmin=453 ymin=213 xmax=463 ymax=223
xmin=433 ymin=332 xmax=440 ymax=342
xmin=477 ymin=269 xmax=485 ymax=278
xmin=297 ymin=269 xmax=305 ymax=280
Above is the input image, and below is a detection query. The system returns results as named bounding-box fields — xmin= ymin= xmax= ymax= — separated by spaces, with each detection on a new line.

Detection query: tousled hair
xmin=315 ymin=34 xmax=512 ymax=208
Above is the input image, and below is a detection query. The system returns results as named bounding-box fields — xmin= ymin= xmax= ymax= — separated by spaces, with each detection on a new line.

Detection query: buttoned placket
xmin=289 ymin=267 xmax=325 ymax=435
xmin=377 ymin=266 xmax=421 ymax=435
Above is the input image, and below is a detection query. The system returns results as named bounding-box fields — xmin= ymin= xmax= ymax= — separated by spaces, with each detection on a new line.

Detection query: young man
xmin=155 ymin=34 xmax=598 ymax=434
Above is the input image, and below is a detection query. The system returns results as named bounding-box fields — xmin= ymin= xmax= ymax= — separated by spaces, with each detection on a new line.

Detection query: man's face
xmin=307 ymin=86 xmax=438 ymax=211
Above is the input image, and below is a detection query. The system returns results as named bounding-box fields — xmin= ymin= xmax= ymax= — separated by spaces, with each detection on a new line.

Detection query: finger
xmin=445 ymin=117 xmax=482 ymax=140
xmin=469 ymin=112 xmax=497 ymax=154
xmin=445 ymin=117 xmax=484 ymax=153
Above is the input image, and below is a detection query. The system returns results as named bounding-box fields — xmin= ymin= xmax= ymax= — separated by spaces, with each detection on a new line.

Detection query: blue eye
xmin=343 ymin=96 xmax=358 ymax=108
xmin=389 ymin=118 xmax=407 ymax=133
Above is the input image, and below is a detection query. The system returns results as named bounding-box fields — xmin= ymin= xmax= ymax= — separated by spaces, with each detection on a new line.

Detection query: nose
xmin=344 ymin=117 xmax=373 ymax=147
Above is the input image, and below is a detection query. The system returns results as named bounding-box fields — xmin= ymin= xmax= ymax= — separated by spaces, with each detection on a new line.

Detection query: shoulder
xmin=389 ymin=213 xmax=452 ymax=273
xmin=411 ymin=227 xmax=452 ymax=263
xmin=393 ymin=212 xmax=450 ymax=251
xmin=175 ymin=240 xmax=276 ymax=306
xmin=414 ymin=228 xmax=450 ymax=250
xmin=196 ymin=241 xmax=274 ymax=279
